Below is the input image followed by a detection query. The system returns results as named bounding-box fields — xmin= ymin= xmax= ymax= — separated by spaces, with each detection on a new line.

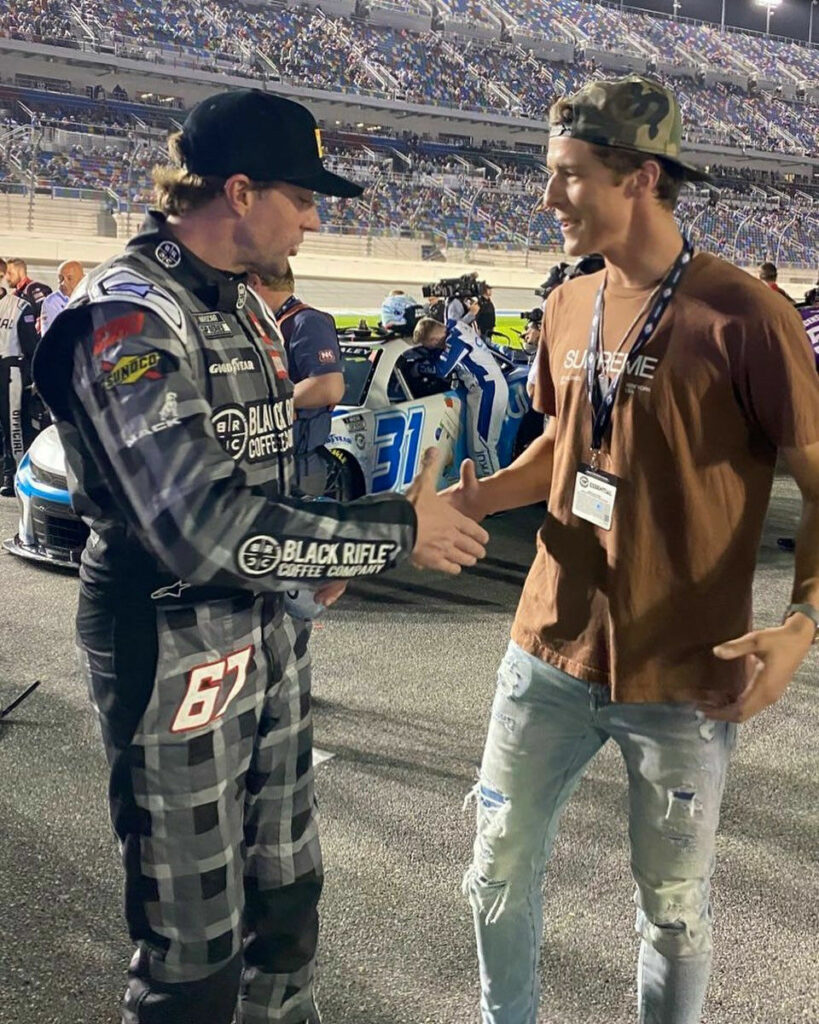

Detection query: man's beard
xmin=246 ymin=254 xmax=289 ymax=280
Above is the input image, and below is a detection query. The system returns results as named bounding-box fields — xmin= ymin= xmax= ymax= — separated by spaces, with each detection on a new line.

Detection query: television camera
xmin=421 ymin=272 xmax=488 ymax=302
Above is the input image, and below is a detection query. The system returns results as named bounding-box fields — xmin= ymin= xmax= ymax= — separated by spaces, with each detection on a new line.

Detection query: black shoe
xmin=777 ymin=537 xmax=796 ymax=552
xmin=0 ymin=476 xmax=14 ymax=498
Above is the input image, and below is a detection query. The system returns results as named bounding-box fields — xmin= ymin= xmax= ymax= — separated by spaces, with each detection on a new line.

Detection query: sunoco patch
xmin=100 ymin=350 xmax=165 ymax=389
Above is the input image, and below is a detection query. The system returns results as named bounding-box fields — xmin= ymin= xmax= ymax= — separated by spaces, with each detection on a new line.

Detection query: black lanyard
xmin=586 ymin=239 xmax=693 ymax=462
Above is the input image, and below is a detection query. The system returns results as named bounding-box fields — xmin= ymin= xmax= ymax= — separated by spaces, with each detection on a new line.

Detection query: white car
xmin=3 ymin=335 xmax=542 ymax=568
xmin=324 ymin=333 xmax=542 ymax=499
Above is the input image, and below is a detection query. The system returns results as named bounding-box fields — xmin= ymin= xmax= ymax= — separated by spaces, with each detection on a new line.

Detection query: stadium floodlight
xmin=755 ymin=0 xmax=782 ymax=37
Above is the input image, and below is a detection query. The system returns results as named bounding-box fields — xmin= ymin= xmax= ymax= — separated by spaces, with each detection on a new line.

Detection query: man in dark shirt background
xmin=758 ymin=261 xmax=794 ymax=303
xmin=475 ymin=281 xmax=496 ymax=343
xmin=249 ymin=262 xmax=344 ymax=495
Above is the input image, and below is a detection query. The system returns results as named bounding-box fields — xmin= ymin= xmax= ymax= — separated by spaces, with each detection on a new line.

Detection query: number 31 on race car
xmin=372 ymin=406 xmax=425 ymax=492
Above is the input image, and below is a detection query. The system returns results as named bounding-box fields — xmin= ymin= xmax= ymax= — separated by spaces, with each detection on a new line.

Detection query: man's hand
xmin=440 ymin=458 xmax=491 ymax=523
xmin=407 ymin=448 xmax=489 ymax=573
xmin=314 ymin=580 xmax=347 ymax=608
xmin=700 ymin=614 xmax=815 ymax=722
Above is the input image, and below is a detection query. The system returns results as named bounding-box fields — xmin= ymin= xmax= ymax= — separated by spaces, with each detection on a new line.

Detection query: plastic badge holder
xmin=283 ymin=588 xmax=327 ymax=620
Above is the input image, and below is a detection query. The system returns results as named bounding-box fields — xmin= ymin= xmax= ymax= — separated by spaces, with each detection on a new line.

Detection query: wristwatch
xmin=783 ymin=603 xmax=819 ymax=642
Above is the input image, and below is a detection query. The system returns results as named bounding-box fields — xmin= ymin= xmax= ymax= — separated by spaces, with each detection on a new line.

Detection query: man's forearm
xmin=477 ymin=421 xmax=555 ymax=515
xmin=293 ymin=374 xmax=343 ymax=409
xmin=791 ymin=496 xmax=819 ymax=608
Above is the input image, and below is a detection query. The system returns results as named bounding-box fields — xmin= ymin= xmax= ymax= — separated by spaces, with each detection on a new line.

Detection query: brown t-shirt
xmin=512 ymin=252 xmax=819 ymax=703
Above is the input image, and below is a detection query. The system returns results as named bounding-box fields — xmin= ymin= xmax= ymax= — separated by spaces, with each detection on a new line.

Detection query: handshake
xmin=310 ymin=448 xmax=490 ymax=614
xmin=406 ymin=447 xmax=488 ymax=574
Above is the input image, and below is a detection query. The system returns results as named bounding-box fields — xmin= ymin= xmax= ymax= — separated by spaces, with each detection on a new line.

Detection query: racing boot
xmin=0 ymin=474 xmax=14 ymax=498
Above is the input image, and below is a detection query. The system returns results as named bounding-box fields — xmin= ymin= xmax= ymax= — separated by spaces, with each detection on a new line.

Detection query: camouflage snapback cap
xmin=550 ymin=75 xmax=709 ymax=182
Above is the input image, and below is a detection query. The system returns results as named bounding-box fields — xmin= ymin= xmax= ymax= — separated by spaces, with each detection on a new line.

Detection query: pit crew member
xmin=413 ymin=307 xmax=509 ymax=477
xmin=249 ymin=261 xmax=344 ymax=496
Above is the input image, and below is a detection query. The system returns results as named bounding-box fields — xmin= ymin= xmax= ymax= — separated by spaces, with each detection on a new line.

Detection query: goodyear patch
xmin=93 ymin=311 xmax=145 ymax=356
xmin=101 ymin=350 xmax=165 ymax=389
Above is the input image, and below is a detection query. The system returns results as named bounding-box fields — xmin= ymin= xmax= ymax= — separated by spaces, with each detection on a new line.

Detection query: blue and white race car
xmin=325 ymin=332 xmax=543 ymax=499
xmin=3 ymin=334 xmax=542 ymax=568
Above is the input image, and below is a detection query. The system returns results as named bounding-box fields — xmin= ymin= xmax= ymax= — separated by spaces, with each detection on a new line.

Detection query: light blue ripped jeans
xmin=463 ymin=641 xmax=737 ymax=1024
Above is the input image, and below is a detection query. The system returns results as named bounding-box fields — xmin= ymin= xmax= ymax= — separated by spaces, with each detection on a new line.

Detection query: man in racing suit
xmin=32 ymin=89 xmax=487 ymax=1024
xmin=413 ymin=307 xmax=509 ymax=477
xmin=0 ymin=272 xmax=30 ymax=494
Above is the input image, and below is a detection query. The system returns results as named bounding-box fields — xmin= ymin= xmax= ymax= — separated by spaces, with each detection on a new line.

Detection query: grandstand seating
xmin=1 ymin=1 xmax=817 ymax=149
xmin=1 ymin=0 xmax=818 ymax=267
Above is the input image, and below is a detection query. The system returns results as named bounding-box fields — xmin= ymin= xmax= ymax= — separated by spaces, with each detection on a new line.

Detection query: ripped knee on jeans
xmin=635 ymin=889 xmax=713 ymax=959
xmin=462 ymin=774 xmax=517 ymax=924
xmin=462 ymin=863 xmax=511 ymax=926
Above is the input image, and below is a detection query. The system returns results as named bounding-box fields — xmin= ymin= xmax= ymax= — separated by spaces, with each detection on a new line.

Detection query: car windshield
xmin=338 ymin=346 xmax=382 ymax=406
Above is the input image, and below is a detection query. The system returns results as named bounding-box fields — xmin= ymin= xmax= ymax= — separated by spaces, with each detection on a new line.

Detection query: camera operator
xmin=523 ymin=256 xmax=604 ymax=401
xmin=520 ymin=307 xmax=543 ymax=400
xmin=413 ymin=301 xmax=508 ymax=478
xmin=475 ymin=281 xmax=496 ymax=343
xmin=443 ymin=272 xmax=481 ymax=324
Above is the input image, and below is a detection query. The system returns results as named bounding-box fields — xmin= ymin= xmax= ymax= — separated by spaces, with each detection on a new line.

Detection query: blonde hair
xmin=412 ymin=316 xmax=446 ymax=347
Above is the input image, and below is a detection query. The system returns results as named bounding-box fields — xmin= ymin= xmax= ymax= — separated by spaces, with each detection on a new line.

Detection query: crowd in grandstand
xmin=0 ymin=0 xmax=818 ymax=267
xmin=1 ymin=2 xmax=817 ymax=140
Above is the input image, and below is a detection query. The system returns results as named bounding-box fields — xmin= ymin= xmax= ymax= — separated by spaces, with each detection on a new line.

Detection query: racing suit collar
xmin=13 ymin=276 xmax=32 ymax=296
xmin=129 ymin=210 xmax=250 ymax=314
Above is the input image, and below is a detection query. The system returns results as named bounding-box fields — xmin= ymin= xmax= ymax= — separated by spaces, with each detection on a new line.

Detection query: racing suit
xmin=39 ymin=287 xmax=69 ymax=335
xmin=0 ymin=288 xmax=32 ymax=481
xmin=800 ymin=306 xmax=819 ymax=371
xmin=33 ymin=212 xmax=417 ymax=1024
xmin=430 ymin=318 xmax=509 ymax=478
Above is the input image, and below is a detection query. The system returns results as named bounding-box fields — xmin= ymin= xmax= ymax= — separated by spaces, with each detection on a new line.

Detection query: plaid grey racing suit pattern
xmin=33 ymin=213 xmax=417 ymax=1024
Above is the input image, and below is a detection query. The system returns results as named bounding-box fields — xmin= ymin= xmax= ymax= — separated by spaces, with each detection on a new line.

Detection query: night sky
xmin=601 ymin=0 xmax=819 ymax=43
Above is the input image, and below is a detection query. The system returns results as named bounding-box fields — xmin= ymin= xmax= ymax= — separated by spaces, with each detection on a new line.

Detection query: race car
xmin=2 ymin=423 xmax=88 ymax=568
xmin=2 ymin=332 xmax=542 ymax=568
xmin=324 ymin=331 xmax=543 ymax=499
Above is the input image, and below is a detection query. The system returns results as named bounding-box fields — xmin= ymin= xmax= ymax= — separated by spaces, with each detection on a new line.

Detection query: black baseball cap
xmin=179 ymin=89 xmax=364 ymax=198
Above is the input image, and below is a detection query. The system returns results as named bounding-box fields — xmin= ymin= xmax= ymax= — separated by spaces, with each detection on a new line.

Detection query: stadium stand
xmin=0 ymin=0 xmax=817 ymax=268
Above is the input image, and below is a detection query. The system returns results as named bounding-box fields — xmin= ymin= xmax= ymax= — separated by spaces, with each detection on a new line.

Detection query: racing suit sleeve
xmin=12 ymin=300 xmax=40 ymax=360
xmin=34 ymin=302 xmax=417 ymax=589
xmin=433 ymin=332 xmax=470 ymax=378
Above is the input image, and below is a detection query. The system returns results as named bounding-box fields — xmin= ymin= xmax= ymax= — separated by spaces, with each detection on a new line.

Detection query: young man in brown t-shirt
xmin=448 ymin=75 xmax=819 ymax=1024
